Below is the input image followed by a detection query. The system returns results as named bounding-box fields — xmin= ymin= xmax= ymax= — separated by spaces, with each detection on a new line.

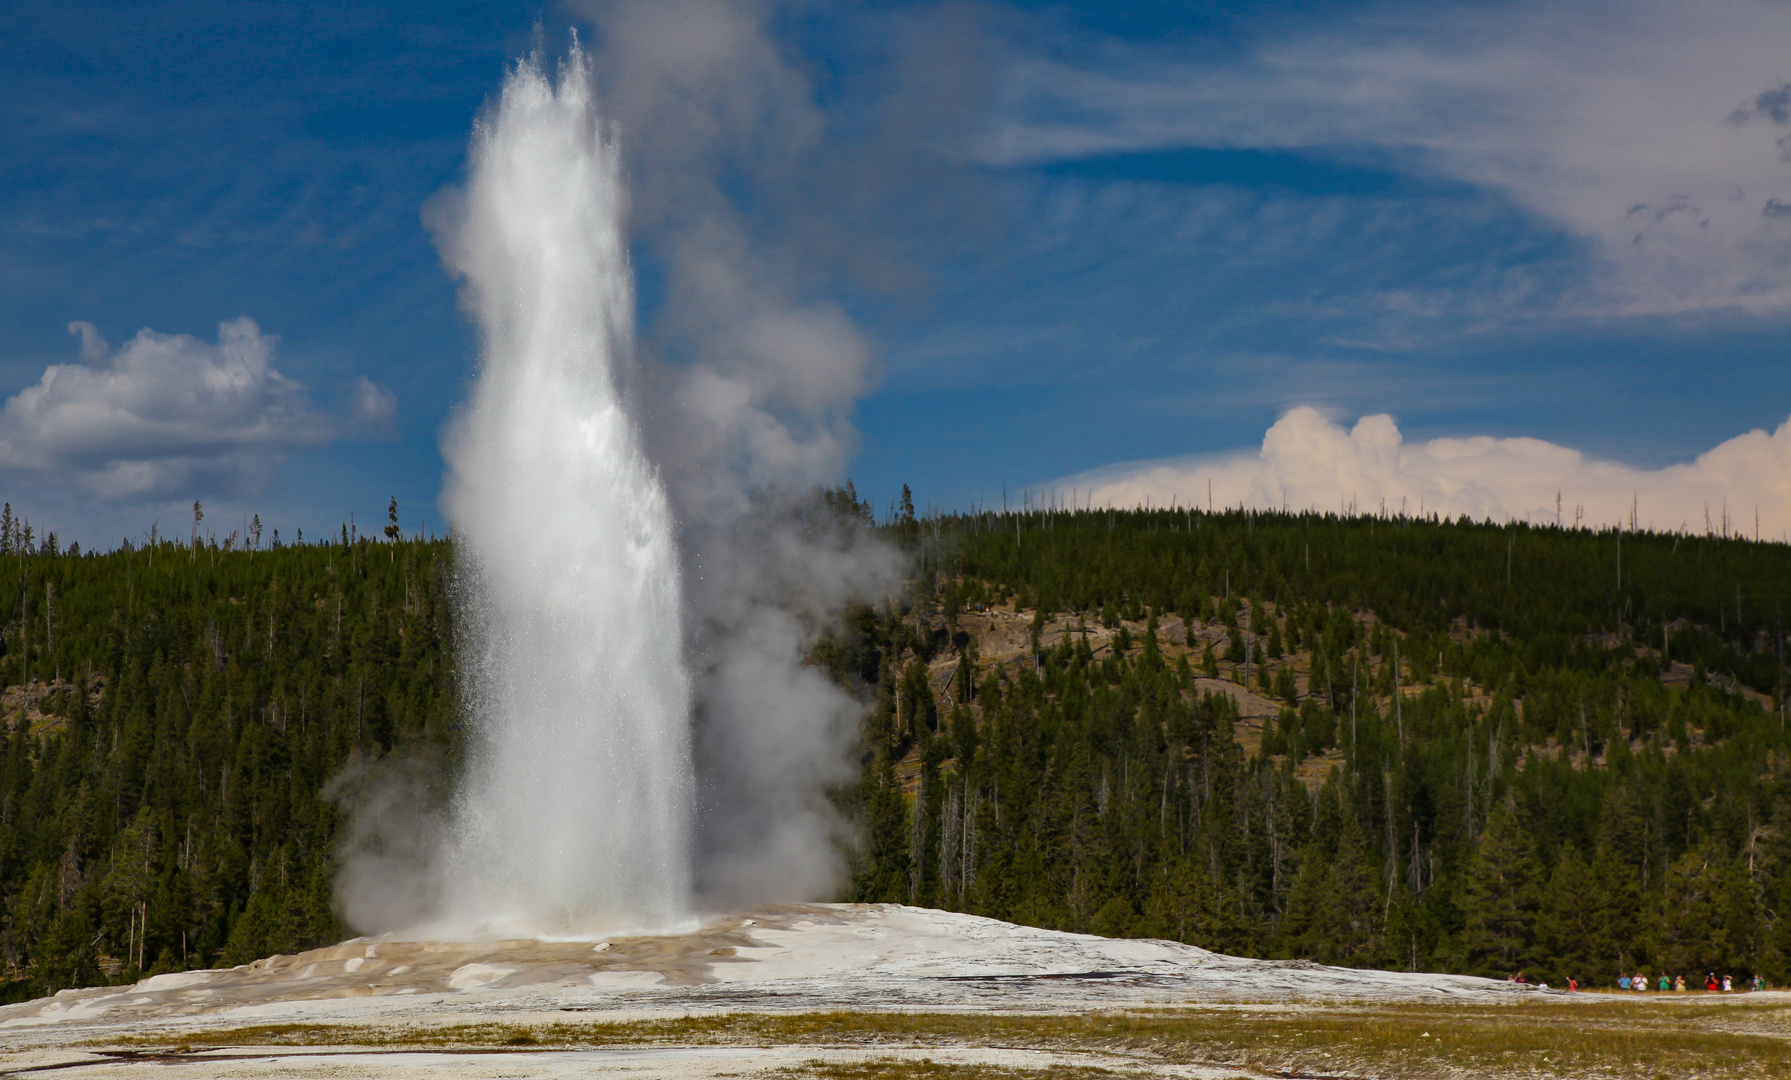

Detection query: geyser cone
xmin=438 ymin=48 xmax=692 ymax=927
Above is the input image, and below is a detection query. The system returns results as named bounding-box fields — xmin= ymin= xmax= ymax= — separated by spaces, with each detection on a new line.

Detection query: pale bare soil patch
xmin=0 ymin=904 xmax=1779 ymax=1078
xmin=23 ymin=998 xmax=1791 ymax=1079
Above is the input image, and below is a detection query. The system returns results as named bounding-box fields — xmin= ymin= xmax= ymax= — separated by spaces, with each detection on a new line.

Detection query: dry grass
xmin=101 ymin=998 xmax=1791 ymax=1079
xmin=770 ymin=1062 xmax=1125 ymax=1080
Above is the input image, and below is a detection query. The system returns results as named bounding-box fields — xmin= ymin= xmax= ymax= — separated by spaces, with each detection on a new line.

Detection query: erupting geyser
xmin=435 ymin=47 xmax=692 ymax=928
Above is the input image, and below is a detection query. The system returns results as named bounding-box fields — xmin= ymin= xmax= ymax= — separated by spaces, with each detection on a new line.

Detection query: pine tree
xmin=1536 ymin=843 xmax=1598 ymax=985
xmin=1329 ymin=810 xmax=1379 ymax=963
xmin=1461 ymin=803 xmax=1537 ymax=976
xmin=1275 ymin=842 xmax=1336 ymax=960
xmin=1591 ymin=786 xmax=1649 ymax=973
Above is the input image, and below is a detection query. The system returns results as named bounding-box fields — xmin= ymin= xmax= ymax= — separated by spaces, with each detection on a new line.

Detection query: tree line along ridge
xmin=0 ymin=497 xmax=1785 ymax=998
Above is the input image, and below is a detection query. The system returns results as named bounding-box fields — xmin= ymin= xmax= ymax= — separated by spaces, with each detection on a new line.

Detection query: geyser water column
xmin=436 ymin=48 xmax=693 ymax=928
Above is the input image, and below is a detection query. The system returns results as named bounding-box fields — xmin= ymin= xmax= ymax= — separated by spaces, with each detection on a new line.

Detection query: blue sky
xmin=4 ymin=0 xmax=1789 ymax=545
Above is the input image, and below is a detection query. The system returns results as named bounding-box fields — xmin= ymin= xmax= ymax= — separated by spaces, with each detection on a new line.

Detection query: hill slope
xmin=0 ymin=503 xmax=1786 ymax=999
xmin=0 ymin=531 xmax=457 ymax=1000
xmin=840 ymin=506 xmax=1791 ymax=987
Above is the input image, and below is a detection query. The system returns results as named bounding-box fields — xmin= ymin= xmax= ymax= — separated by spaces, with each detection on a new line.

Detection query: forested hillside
xmin=0 ymin=511 xmax=455 ymax=1000
xmin=841 ymin=500 xmax=1791 ymax=987
xmin=1 ymin=494 xmax=1787 ymax=1001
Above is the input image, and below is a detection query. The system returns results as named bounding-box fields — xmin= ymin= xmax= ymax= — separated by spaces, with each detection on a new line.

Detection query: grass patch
xmin=100 ymin=999 xmax=1791 ymax=1079
xmin=771 ymin=1061 xmax=1121 ymax=1080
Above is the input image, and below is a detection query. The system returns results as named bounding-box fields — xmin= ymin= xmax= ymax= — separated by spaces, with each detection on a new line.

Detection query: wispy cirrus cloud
xmin=0 ymin=318 xmax=394 ymax=501
xmin=990 ymin=0 xmax=1791 ymax=318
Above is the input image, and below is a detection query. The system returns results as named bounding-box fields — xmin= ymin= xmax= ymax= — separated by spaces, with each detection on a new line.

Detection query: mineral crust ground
xmin=1 ymin=904 xmax=1781 ymax=1079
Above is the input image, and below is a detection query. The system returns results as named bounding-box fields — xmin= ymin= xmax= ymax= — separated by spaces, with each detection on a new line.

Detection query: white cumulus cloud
xmin=0 ymin=317 xmax=394 ymax=500
xmin=1062 ymin=406 xmax=1791 ymax=540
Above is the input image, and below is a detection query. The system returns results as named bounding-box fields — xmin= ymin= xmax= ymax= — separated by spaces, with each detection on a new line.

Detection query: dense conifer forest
xmin=0 ymin=494 xmax=1787 ymax=1001
xmin=840 ymin=496 xmax=1791 ymax=990
xmin=0 ymin=508 xmax=455 ymax=1001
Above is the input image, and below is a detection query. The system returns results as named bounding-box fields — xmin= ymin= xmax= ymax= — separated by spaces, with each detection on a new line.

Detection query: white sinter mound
xmin=0 ymin=903 xmax=1543 ymax=1042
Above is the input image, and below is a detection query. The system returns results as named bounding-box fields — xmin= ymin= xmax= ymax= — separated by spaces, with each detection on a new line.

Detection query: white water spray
xmin=435 ymin=48 xmax=692 ymax=929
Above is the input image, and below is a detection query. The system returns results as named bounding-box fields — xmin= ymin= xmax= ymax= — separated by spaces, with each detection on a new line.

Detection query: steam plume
xmin=575 ymin=0 xmax=941 ymax=906
xmin=334 ymin=3 xmax=977 ymax=931
xmin=431 ymin=48 xmax=693 ymax=929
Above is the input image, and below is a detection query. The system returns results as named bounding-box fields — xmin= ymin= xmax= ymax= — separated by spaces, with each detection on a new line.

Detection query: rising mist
xmin=432 ymin=48 xmax=692 ymax=931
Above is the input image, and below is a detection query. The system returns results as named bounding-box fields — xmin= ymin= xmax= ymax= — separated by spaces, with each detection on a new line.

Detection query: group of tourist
xmin=1517 ymin=971 xmax=1769 ymax=992
xmin=1612 ymin=972 xmax=1764 ymax=992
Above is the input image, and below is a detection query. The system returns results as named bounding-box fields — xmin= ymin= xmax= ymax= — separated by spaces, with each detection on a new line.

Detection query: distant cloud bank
xmin=0 ymin=318 xmax=394 ymax=501
xmin=1061 ymin=407 xmax=1791 ymax=540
